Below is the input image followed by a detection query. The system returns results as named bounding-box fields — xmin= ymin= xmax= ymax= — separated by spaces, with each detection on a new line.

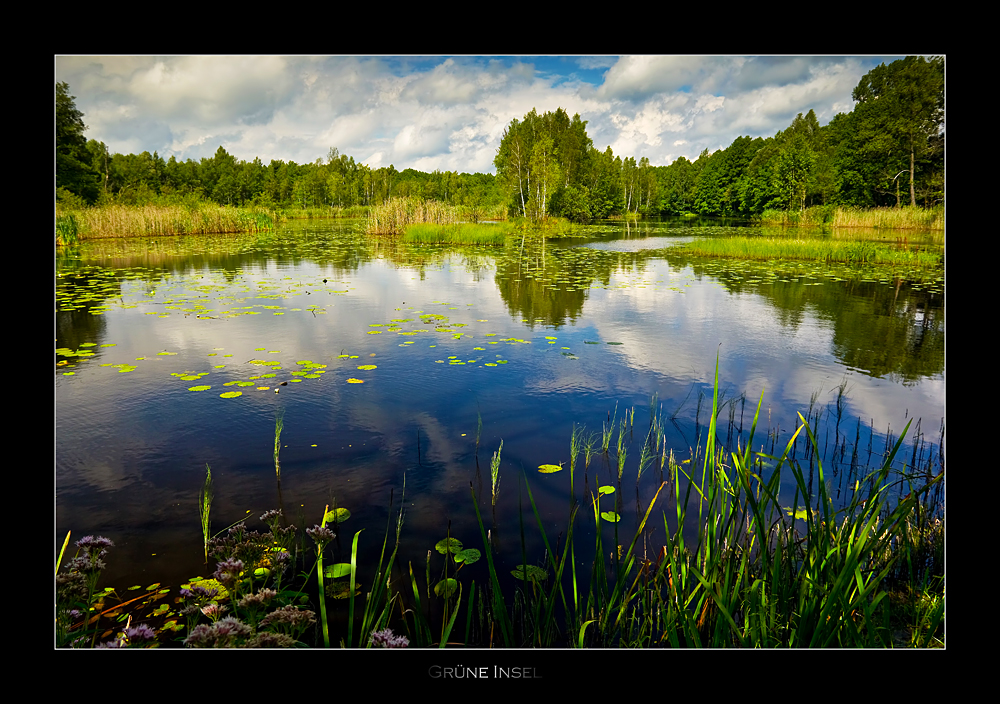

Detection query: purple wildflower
xmin=370 ymin=628 xmax=409 ymax=648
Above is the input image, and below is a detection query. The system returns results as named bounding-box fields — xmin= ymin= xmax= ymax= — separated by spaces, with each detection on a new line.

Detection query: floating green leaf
xmin=188 ymin=385 xmax=211 ymax=391
xmin=356 ymin=364 xmax=376 ymax=370
xmin=435 ymin=537 xmax=463 ymax=555
xmin=600 ymin=511 xmax=620 ymax=523
xmin=538 ymin=464 xmax=563 ymax=473
xmin=434 ymin=578 xmax=459 ymax=598
xmin=324 ymin=563 xmax=353 ymax=579
xmin=323 ymin=508 xmax=352 ymax=524
xmin=454 ymin=548 xmax=480 ymax=564
xmin=220 ymin=391 xmax=242 ymax=398
xmin=598 ymin=486 xmax=615 ymax=495
xmin=511 ymin=565 xmax=547 ymax=582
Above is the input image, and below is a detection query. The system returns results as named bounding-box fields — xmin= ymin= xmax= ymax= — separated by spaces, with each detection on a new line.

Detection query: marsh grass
xmin=402 ymin=221 xmax=516 ymax=246
xmin=365 ymin=196 xmax=462 ymax=235
xmin=464 ymin=356 xmax=942 ymax=648
xmin=760 ymin=205 xmax=943 ymax=231
xmin=59 ymin=204 xmax=278 ymax=239
xmin=56 ymin=214 xmax=79 ymax=245
xmin=281 ymin=205 xmax=370 ymax=220
xmin=679 ymin=235 xmax=942 ymax=268
xmin=490 ymin=440 xmax=503 ymax=507
xmin=199 ymin=464 xmax=213 ymax=564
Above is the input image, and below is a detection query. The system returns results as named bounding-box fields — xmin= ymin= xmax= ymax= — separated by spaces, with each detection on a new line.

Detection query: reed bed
xmin=760 ymin=205 xmax=943 ymax=231
xmin=59 ymin=204 xmax=278 ymax=239
xmin=281 ymin=205 xmax=370 ymax=220
xmin=366 ymin=196 xmax=463 ymax=235
xmin=831 ymin=206 xmax=944 ymax=231
xmin=678 ymin=236 xmax=943 ymax=268
xmin=402 ymin=222 xmax=515 ymax=246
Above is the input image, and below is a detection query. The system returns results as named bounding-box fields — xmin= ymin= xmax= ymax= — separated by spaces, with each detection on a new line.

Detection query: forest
xmin=56 ymin=56 xmax=943 ymax=222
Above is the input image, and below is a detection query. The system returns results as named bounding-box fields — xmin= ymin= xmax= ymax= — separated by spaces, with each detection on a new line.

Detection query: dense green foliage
xmin=56 ymin=56 xmax=943 ymax=221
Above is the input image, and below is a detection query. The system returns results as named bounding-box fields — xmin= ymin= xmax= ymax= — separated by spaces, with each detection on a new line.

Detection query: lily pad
xmin=356 ymin=364 xmax=377 ymax=370
xmin=538 ymin=464 xmax=563 ymax=473
xmin=323 ymin=563 xmax=354 ymax=579
xmin=511 ymin=565 xmax=548 ymax=582
xmin=220 ymin=391 xmax=242 ymax=398
xmin=600 ymin=511 xmax=621 ymax=523
xmin=346 ymin=378 xmax=364 ymax=384
xmin=188 ymin=385 xmax=212 ymax=391
xmin=435 ymin=537 xmax=463 ymax=555
xmin=323 ymin=507 xmax=351 ymax=524
xmin=434 ymin=578 xmax=459 ymax=598
xmin=454 ymin=548 xmax=481 ymax=565
xmin=598 ymin=486 xmax=615 ymax=495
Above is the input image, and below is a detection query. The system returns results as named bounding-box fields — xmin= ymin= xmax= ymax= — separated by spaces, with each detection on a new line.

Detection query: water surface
xmin=55 ymin=218 xmax=945 ymax=606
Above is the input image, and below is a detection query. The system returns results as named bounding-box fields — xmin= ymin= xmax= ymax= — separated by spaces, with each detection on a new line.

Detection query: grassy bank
xmin=56 ymin=203 xmax=279 ymax=240
xmin=759 ymin=205 xmax=944 ymax=231
xmin=678 ymin=235 xmax=943 ymax=268
xmin=56 ymin=362 xmax=943 ymax=649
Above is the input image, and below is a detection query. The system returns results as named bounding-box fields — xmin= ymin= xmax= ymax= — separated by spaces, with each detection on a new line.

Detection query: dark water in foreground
xmin=55 ymin=218 xmax=944 ymax=625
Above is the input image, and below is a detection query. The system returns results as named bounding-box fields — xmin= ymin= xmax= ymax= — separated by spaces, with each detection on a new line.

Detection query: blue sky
xmin=55 ymin=55 xmax=908 ymax=173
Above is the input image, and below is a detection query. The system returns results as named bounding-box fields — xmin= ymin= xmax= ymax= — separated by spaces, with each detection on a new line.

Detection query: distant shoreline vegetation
xmin=56 ymin=201 xmax=279 ymax=242
xmin=757 ymin=205 xmax=943 ymax=231
xmin=675 ymin=235 xmax=943 ymax=268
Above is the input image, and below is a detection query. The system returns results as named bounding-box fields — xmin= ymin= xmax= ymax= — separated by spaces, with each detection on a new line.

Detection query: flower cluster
xmin=184 ymin=616 xmax=253 ymax=648
xmin=307 ymin=525 xmax=335 ymax=551
xmin=370 ymin=628 xmax=410 ymax=648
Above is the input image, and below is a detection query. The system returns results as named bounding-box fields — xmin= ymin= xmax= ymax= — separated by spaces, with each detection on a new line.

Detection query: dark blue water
xmin=55 ymin=218 xmax=944 ymax=606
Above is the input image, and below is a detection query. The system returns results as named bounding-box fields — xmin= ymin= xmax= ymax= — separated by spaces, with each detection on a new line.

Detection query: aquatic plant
xmin=199 ymin=464 xmax=213 ymax=564
xmin=490 ymin=440 xmax=503 ymax=507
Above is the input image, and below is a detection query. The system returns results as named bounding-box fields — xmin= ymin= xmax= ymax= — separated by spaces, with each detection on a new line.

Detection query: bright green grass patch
xmin=402 ymin=222 xmax=516 ymax=246
xmin=677 ymin=236 xmax=943 ymax=268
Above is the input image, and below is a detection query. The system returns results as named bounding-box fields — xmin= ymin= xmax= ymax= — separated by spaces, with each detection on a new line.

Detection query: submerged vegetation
xmin=56 ymin=360 xmax=943 ymax=648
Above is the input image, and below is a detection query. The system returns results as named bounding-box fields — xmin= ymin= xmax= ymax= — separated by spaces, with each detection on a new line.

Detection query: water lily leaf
xmin=324 ymin=563 xmax=353 ymax=579
xmin=435 ymin=537 xmax=463 ymax=555
xmin=538 ymin=464 xmax=563 ymax=473
xmin=511 ymin=565 xmax=547 ymax=582
xmin=323 ymin=508 xmax=351 ymax=524
xmin=601 ymin=511 xmax=621 ymax=523
xmin=188 ymin=385 xmax=211 ymax=391
xmin=598 ymin=486 xmax=615 ymax=495
xmin=454 ymin=548 xmax=481 ymax=565
xmin=357 ymin=364 xmax=376 ymax=370
xmin=434 ymin=578 xmax=459 ymax=598
xmin=220 ymin=391 xmax=242 ymax=398
xmin=785 ymin=507 xmax=814 ymax=520
xmin=346 ymin=378 xmax=364 ymax=383
xmin=606 ymin=342 xmax=623 ymax=345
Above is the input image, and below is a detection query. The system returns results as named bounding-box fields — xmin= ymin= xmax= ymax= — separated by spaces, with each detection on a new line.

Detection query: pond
xmin=55 ymin=217 xmax=944 ymax=640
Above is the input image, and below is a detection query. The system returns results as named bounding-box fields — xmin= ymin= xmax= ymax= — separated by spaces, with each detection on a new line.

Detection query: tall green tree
xmin=851 ymin=56 xmax=944 ymax=206
xmin=56 ymin=82 xmax=99 ymax=202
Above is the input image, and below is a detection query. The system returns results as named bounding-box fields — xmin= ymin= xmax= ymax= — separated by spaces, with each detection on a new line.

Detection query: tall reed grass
xmin=760 ymin=205 xmax=943 ymax=231
xmin=57 ymin=204 xmax=278 ymax=239
xmin=365 ymin=196 xmax=462 ymax=235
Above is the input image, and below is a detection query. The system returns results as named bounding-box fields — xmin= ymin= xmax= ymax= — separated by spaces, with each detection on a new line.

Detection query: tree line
xmin=494 ymin=57 xmax=943 ymax=221
xmin=56 ymin=56 xmax=943 ymax=219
